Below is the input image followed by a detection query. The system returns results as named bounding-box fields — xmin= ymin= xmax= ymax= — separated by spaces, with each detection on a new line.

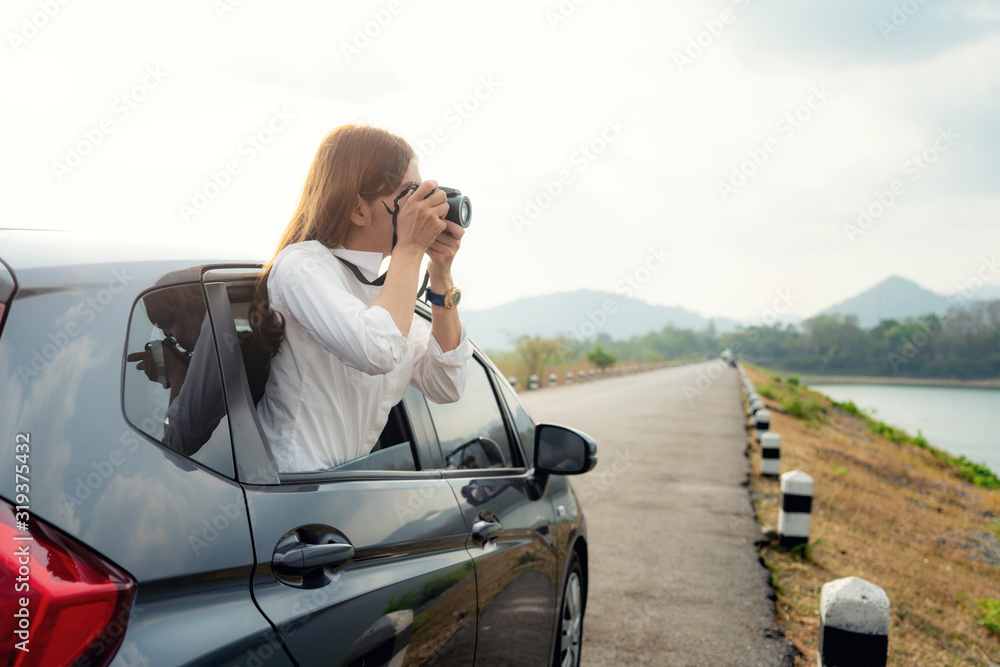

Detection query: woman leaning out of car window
xmin=249 ymin=124 xmax=472 ymax=473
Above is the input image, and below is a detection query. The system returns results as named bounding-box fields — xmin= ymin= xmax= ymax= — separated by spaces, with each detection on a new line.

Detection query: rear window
xmin=123 ymin=283 xmax=235 ymax=478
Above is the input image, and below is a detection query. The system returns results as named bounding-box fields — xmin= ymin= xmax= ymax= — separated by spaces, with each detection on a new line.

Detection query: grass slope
xmin=744 ymin=365 xmax=1000 ymax=666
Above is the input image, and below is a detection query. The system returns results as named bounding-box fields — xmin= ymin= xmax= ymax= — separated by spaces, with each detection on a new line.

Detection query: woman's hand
xmin=394 ymin=180 xmax=448 ymax=253
xmin=426 ymin=220 xmax=465 ymax=285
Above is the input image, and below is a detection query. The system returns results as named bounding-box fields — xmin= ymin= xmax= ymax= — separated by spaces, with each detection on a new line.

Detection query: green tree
xmin=514 ymin=335 xmax=565 ymax=382
xmin=587 ymin=345 xmax=617 ymax=369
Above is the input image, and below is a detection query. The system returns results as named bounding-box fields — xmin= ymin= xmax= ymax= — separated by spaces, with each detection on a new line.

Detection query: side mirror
xmin=533 ymin=424 xmax=597 ymax=475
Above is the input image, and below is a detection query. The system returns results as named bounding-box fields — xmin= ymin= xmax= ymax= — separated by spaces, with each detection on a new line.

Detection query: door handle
xmin=273 ymin=542 xmax=355 ymax=574
xmin=471 ymin=516 xmax=503 ymax=547
xmin=272 ymin=526 xmax=355 ymax=578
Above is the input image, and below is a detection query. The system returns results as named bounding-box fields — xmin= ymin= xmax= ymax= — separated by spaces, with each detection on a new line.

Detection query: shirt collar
xmin=327 ymin=245 xmax=385 ymax=282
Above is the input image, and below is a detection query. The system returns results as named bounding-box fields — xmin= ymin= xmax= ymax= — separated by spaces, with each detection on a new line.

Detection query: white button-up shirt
xmin=256 ymin=240 xmax=472 ymax=472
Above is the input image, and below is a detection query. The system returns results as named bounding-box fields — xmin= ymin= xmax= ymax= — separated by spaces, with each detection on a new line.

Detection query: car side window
xmin=222 ymin=282 xmax=419 ymax=474
xmin=123 ymin=283 xmax=235 ymax=478
xmin=424 ymin=358 xmax=517 ymax=470
xmin=497 ymin=375 xmax=537 ymax=466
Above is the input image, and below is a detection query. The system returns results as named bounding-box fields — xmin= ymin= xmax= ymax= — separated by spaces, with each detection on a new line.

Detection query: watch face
xmin=447 ymin=288 xmax=462 ymax=308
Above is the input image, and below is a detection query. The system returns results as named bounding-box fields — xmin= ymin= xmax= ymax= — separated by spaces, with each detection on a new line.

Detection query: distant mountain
xmin=815 ymin=276 xmax=995 ymax=329
xmin=462 ymin=290 xmax=738 ymax=351
xmin=976 ymin=285 xmax=1000 ymax=302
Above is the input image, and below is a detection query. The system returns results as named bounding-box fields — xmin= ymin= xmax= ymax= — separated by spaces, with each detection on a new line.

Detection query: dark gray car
xmin=0 ymin=229 xmax=595 ymax=667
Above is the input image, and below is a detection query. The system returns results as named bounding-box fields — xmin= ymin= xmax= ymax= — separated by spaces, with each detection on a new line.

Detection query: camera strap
xmin=335 ymin=184 xmax=430 ymax=298
xmin=336 ymin=256 xmax=431 ymax=299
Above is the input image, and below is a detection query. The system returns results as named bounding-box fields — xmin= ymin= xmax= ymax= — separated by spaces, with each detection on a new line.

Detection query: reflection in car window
xmin=124 ymin=284 xmax=235 ymax=478
xmin=497 ymin=376 xmax=536 ymax=466
xmin=424 ymin=359 xmax=515 ymax=469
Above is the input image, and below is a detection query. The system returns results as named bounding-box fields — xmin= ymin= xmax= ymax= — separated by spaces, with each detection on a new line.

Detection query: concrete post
xmin=818 ymin=577 xmax=890 ymax=667
xmin=549 ymin=372 xmax=557 ymax=388
xmin=528 ymin=374 xmax=540 ymax=390
xmin=566 ymin=371 xmax=573 ymax=385
xmin=507 ymin=376 xmax=517 ymax=389
xmin=760 ymin=432 xmax=781 ymax=477
xmin=778 ymin=470 xmax=813 ymax=549
xmin=754 ymin=409 xmax=771 ymax=441
xmin=578 ymin=370 xmax=586 ymax=383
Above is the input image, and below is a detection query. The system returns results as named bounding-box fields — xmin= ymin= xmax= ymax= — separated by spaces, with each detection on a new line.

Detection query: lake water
xmin=809 ymin=383 xmax=1000 ymax=474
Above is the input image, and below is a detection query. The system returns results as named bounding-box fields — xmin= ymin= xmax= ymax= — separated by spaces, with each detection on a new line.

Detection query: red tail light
xmin=0 ymin=499 xmax=136 ymax=667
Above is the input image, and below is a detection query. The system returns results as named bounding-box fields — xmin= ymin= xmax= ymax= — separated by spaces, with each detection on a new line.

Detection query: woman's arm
xmin=425 ymin=220 xmax=465 ymax=352
xmin=271 ymin=246 xmax=408 ymax=375
xmin=373 ymin=181 xmax=449 ymax=337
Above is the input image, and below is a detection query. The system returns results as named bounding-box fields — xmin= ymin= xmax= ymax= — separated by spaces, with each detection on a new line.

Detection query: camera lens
xmin=439 ymin=187 xmax=472 ymax=228
xmin=458 ymin=198 xmax=471 ymax=228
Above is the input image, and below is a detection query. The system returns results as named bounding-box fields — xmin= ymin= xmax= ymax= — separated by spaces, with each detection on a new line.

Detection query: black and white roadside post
xmin=778 ymin=470 xmax=813 ymax=548
xmin=578 ymin=370 xmax=586 ymax=383
xmin=528 ymin=374 xmax=541 ymax=390
xmin=760 ymin=432 xmax=781 ymax=477
xmin=754 ymin=409 xmax=771 ymax=442
xmin=565 ymin=371 xmax=573 ymax=385
xmin=508 ymin=376 xmax=517 ymax=390
xmin=588 ymin=370 xmax=595 ymax=382
xmin=548 ymin=372 xmax=557 ymax=388
xmin=818 ymin=577 xmax=890 ymax=667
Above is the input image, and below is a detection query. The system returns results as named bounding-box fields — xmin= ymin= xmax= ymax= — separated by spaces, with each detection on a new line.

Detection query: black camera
xmin=439 ymin=187 xmax=471 ymax=228
xmin=395 ymin=184 xmax=471 ymax=229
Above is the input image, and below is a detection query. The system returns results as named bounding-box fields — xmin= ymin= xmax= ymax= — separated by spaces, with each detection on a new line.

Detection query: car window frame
xmin=408 ymin=317 xmax=527 ymax=477
xmin=121 ymin=274 xmax=239 ymax=481
xmin=202 ymin=268 xmax=444 ymax=486
xmin=491 ymin=367 xmax=536 ymax=471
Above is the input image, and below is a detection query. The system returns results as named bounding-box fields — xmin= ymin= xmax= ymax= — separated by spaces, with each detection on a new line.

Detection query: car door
xmin=412 ymin=353 xmax=560 ymax=667
xmin=203 ymin=272 xmax=479 ymax=667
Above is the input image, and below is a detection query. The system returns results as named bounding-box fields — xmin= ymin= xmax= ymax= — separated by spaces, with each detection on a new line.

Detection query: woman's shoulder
xmin=274 ymin=239 xmax=330 ymax=262
xmin=271 ymin=240 xmax=335 ymax=273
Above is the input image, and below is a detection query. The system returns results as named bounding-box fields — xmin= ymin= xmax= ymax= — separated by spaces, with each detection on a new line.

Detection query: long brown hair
xmin=250 ymin=124 xmax=415 ymax=357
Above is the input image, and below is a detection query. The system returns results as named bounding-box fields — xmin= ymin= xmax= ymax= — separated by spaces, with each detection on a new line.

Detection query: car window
xmin=497 ymin=375 xmax=536 ymax=466
xmin=222 ymin=282 xmax=419 ymax=475
xmin=424 ymin=358 xmax=517 ymax=470
xmin=123 ymin=283 xmax=235 ymax=478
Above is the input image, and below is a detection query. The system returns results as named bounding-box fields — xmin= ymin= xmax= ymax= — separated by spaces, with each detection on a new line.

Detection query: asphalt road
xmin=521 ymin=361 xmax=796 ymax=667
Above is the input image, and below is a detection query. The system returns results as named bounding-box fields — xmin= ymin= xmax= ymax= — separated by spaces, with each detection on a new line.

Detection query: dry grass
xmin=744 ymin=366 xmax=1000 ymax=666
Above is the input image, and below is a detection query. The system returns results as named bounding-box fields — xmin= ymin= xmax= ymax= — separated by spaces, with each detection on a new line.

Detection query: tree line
xmin=491 ymin=300 xmax=1000 ymax=382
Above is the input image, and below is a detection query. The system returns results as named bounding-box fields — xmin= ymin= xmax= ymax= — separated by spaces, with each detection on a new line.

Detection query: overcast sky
xmin=3 ymin=0 xmax=998 ymax=321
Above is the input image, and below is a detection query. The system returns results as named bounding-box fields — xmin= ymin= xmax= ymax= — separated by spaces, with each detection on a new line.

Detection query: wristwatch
xmin=425 ymin=286 xmax=461 ymax=308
